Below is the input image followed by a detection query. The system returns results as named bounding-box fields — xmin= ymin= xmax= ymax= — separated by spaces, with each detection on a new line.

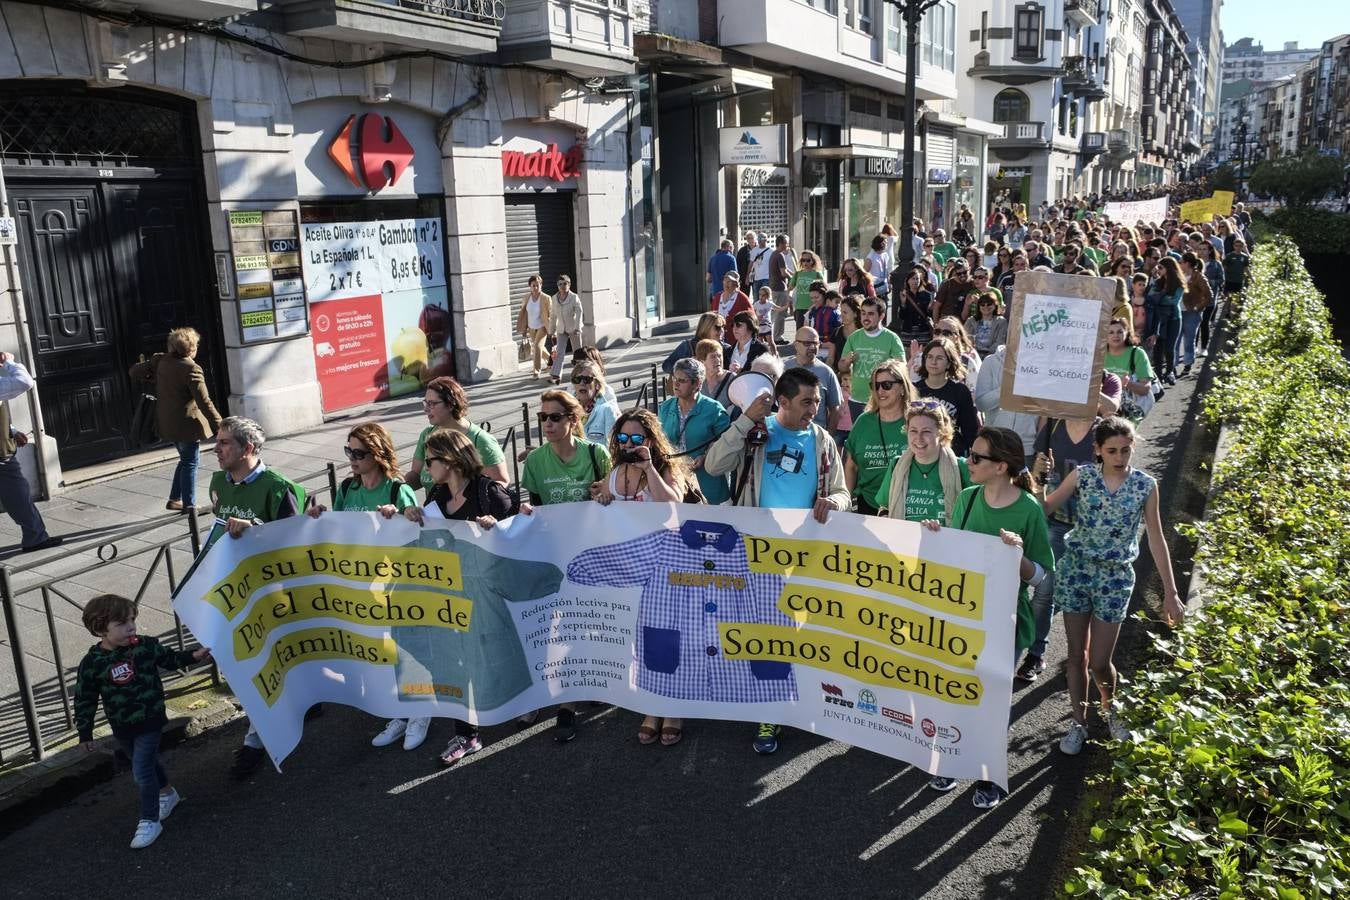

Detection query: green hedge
xmin=1065 ymin=237 xmax=1350 ymax=898
xmin=1249 ymin=207 xmax=1350 ymax=256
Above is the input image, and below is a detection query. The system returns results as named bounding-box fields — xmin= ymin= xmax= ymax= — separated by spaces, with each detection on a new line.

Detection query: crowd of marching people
xmin=76 ymin=190 xmax=1251 ymax=847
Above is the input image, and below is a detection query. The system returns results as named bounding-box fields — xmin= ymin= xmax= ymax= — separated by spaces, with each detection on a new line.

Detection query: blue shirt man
xmin=706 ymin=239 xmax=738 ymax=299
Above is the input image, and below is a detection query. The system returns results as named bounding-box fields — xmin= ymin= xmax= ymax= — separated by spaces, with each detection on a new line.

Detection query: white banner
xmin=719 ymin=124 xmax=788 ymax=165
xmin=173 ymin=504 xmax=1021 ymax=786
xmin=1103 ymin=196 xmax=1169 ymax=224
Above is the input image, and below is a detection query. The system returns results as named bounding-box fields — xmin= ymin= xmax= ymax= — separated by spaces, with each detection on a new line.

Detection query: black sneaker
xmin=1182 ymin=364 xmax=1192 ymax=376
xmin=1164 ymin=371 xmax=1177 ymax=386
xmin=1014 ymin=654 xmax=1045 ymax=683
xmin=229 ymin=745 xmax=266 ymax=779
xmin=554 ymin=708 xmax=577 ymax=743
xmin=972 ymin=780 xmax=1007 ymax=809
xmin=752 ymin=723 xmax=780 ymax=754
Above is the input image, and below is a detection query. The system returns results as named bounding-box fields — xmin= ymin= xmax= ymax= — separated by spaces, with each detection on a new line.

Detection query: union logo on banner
xmin=328 ymin=114 xmax=415 ymax=191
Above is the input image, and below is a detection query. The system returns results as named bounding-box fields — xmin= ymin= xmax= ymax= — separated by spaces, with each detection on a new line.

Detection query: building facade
xmin=0 ymin=0 xmax=645 ymax=496
xmin=1170 ymin=0 xmax=1223 ymax=151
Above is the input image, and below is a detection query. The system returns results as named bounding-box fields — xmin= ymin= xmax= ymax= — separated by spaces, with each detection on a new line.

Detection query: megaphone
xmin=726 ymin=371 xmax=774 ymax=411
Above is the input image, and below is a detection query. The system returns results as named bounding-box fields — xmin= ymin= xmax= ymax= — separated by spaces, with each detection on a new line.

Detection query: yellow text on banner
xmin=776 ymin=585 xmax=985 ymax=670
xmin=252 ymin=627 xmax=397 ymax=706
xmin=718 ymin=623 xmax=983 ymax=705
xmin=743 ymin=535 xmax=984 ymax=620
xmin=206 ymin=543 xmax=463 ymax=620
xmin=233 ymin=583 xmax=473 ymax=660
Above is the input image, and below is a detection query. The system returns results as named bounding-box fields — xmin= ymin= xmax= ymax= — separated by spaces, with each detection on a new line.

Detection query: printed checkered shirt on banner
xmin=565 ymin=520 xmax=799 ymax=703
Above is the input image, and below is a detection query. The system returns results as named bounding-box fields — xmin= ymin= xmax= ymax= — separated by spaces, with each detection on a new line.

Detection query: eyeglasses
xmin=343 ymin=446 xmax=370 ymax=461
xmin=796 ymin=340 xmax=820 ymax=348
xmin=537 ymin=412 xmax=570 ymax=424
xmin=973 ymin=274 xmax=989 ymax=280
xmin=615 ymin=433 xmax=646 ymax=446
xmin=968 ymin=451 xmax=995 ymax=465
xmin=571 ymin=375 xmax=596 ymax=386
xmin=873 ymin=379 xmax=900 ymax=391
xmin=953 ymin=270 xmax=969 ymax=277
xmin=422 ymin=399 xmax=447 ymax=409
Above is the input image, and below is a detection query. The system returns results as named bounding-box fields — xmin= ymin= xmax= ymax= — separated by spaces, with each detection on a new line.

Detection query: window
xmin=1014 ymin=4 xmax=1043 ymax=59
xmin=917 ymin=2 xmax=957 ymax=73
xmin=993 ymin=88 xmax=1031 ymax=123
xmin=803 ymin=0 xmax=838 ymax=11
xmin=981 ymin=11 xmax=988 ymax=50
xmin=886 ymin=3 xmax=901 ymax=52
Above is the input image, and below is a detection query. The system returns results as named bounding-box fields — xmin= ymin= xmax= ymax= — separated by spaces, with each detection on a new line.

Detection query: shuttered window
xmin=505 ymin=194 xmax=577 ymax=344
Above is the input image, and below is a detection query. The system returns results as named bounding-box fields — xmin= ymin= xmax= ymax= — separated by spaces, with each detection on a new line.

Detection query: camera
xmin=619 ymin=449 xmax=642 ymax=464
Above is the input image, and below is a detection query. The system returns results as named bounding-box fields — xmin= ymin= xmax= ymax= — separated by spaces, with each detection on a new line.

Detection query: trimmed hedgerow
xmin=1065 ymin=237 xmax=1350 ymax=899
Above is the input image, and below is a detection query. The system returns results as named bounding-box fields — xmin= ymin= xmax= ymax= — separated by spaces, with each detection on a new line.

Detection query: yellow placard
xmin=252 ymin=627 xmax=396 ymax=706
xmin=718 ymin=623 xmax=983 ymax=706
xmin=229 ymin=210 xmax=264 ymax=227
xmin=240 ymin=310 xmax=275 ymax=327
xmin=776 ymin=585 xmax=985 ymax=669
xmin=1179 ymin=198 xmax=1210 ymax=222
xmin=237 ymin=282 xmax=273 ymax=300
xmin=1210 ymin=190 xmax=1235 ymax=216
xmin=232 ymin=583 xmax=473 ymax=660
xmin=206 ymin=543 xmax=464 ymax=619
xmin=743 ymin=535 xmax=984 ymax=620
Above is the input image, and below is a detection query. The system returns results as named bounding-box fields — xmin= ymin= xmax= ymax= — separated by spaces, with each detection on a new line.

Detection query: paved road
xmin=0 ymin=320 xmax=1223 ymax=898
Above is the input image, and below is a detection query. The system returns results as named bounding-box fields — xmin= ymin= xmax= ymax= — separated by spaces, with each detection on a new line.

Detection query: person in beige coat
xmin=129 ymin=327 xmax=223 ymax=511
xmin=549 ymin=274 xmax=583 ymax=383
xmin=515 ymin=274 xmax=553 ymax=378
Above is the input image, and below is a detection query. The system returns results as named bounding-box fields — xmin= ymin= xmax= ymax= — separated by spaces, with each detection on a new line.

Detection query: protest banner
xmin=173 ymin=503 xmax=1022 ymax=786
xmin=1102 ymin=195 xmax=1168 ymax=224
xmin=1179 ymin=198 xmax=1210 ymax=223
xmin=1000 ymin=270 xmax=1115 ymax=419
xmin=1210 ymin=190 xmax=1235 ymax=217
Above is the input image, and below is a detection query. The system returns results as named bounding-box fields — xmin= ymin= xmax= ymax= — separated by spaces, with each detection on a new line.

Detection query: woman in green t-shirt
xmin=306 ymin=423 xmax=428 ymax=755
xmin=1102 ymin=318 xmax=1155 ymax=422
xmin=408 ymin=376 xmax=509 ymax=495
xmin=876 ymin=402 xmax=971 ymax=522
xmin=789 ymin=250 xmax=825 ymax=326
xmin=844 ymin=359 xmax=916 ymax=515
xmin=919 ymin=426 xmax=1054 ymax=811
xmin=519 ymin=389 xmax=612 ymax=743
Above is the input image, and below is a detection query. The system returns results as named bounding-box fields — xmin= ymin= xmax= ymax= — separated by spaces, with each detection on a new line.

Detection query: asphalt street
xmin=0 ymin=320 xmax=1224 ymax=899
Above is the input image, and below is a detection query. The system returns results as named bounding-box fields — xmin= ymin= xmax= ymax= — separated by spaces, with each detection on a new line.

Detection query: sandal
xmin=637 ymin=719 xmax=660 ymax=745
xmin=660 ymin=725 xmax=683 ymax=747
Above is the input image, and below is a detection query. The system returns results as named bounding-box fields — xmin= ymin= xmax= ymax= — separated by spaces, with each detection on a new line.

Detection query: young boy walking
xmin=74 ymin=594 xmax=211 ymax=849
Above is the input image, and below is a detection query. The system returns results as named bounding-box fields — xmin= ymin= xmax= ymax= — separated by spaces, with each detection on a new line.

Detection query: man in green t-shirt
xmin=839 ymin=298 xmax=907 ymax=410
xmin=207 ymin=416 xmax=304 ymax=780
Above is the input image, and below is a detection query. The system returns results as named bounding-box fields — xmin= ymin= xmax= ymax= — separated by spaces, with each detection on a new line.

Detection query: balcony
xmin=989 ymin=121 xmax=1049 ymax=155
xmin=131 ymin=1 xmax=257 ymax=17
xmin=1105 ymin=128 xmax=1136 ymax=160
xmin=1064 ymin=0 xmax=1098 ymax=27
xmin=499 ymin=0 xmax=635 ymax=76
xmin=1080 ymin=131 xmax=1106 ymax=155
xmin=276 ymin=0 xmax=502 ymax=55
xmin=968 ymin=50 xmax=1064 ymax=86
xmin=1062 ymin=55 xmax=1107 ymax=101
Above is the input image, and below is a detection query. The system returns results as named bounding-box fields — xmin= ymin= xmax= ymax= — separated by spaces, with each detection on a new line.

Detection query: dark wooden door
xmin=10 ymin=177 xmax=218 ymax=469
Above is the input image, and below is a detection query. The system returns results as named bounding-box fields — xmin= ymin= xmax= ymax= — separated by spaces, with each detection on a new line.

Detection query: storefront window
xmin=953 ymin=133 xmax=983 ymax=218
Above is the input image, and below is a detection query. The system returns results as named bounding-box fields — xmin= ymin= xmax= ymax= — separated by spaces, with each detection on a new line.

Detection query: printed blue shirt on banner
xmin=565 ymin=520 xmax=798 ymax=704
xmin=758 ymin=417 xmax=818 ymax=510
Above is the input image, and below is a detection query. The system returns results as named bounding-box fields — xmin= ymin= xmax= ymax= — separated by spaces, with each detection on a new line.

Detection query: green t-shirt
xmin=874 ymin=456 xmax=972 ymax=521
xmin=209 ymin=466 xmax=304 ymax=523
xmin=334 ymin=476 xmax=417 ymax=513
xmin=842 ymin=327 xmax=907 ymax=402
xmin=414 ymin=423 xmax=506 ymax=493
xmin=844 ymin=412 xmax=909 ymax=504
xmin=521 ymin=440 xmax=612 ymax=505
xmin=932 ymin=241 xmax=960 ymax=265
xmin=949 ymin=486 xmax=1055 ymax=651
xmin=790 ymin=269 xmax=824 ymax=310
xmin=1103 ymin=346 xmax=1154 ymax=384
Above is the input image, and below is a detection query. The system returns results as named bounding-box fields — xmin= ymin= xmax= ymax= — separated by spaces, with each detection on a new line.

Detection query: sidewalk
xmin=0 ymin=327 xmax=690 ymax=765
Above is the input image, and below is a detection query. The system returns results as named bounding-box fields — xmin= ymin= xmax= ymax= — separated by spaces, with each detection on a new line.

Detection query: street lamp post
xmin=883 ymin=0 xmax=940 ymax=270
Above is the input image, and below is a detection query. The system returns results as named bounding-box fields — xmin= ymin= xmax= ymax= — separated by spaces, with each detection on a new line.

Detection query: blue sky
xmin=1220 ymin=0 xmax=1350 ymax=51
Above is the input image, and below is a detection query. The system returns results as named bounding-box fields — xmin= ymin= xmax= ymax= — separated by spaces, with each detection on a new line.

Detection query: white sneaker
xmin=130 ymin=819 xmax=163 ymax=849
xmin=371 ymin=719 xmax=407 ymax=748
xmin=403 ymin=717 xmax=431 ymax=751
xmin=1108 ymin=714 xmax=1132 ymax=742
xmin=158 ymin=788 xmax=181 ymax=821
xmin=1059 ymin=721 xmax=1089 ymax=755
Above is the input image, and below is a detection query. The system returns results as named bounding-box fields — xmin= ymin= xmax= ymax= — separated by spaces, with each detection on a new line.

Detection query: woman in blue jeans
xmin=129 ymin=327 xmax=223 ymax=511
xmin=1147 ymin=257 xmax=1184 ymax=386
xmin=1177 ymin=252 xmax=1212 ymax=376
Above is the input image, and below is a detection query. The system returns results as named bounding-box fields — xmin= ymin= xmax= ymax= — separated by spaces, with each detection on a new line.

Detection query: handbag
xmin=130 ymin=390 xmax=159 ymax=446
xmin=1118 ymin=347 xmax=1156 ymax=420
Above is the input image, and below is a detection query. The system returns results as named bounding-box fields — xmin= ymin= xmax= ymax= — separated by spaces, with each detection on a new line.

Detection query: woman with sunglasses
xmin=844 ymin=360 xmax=917 ymax=515
xmin=912 ymin=336 xmax=980 ymax=457
xmin=658 ymin=357 xmax=731 ymax=504
xmin=963 ymin=292 xmax=1008 ymax=359
xmin=789 ymin=250 xmax=825 ymax=330
xmin=725 ymin=310 xmax=769 ymax=375
xmin=520 ymin=390 xmax=612 ymax=743
xmin=571 ymin=359 xmax=619 ymax=446
xmin=837 ymin=257 xmax=875 ymax=299
xmin=661 ymin=312 xmax=728 ymax=376
xmin=307 ymin=424 xmax=424 ymax=752
xmin=919 ymin=426 xmax=1053 ymax=809
xmin=401 ymin=428 xmax=518 ymax=764
xmin=875 ymin=402 xmax=971 ymax=521
xmin=1106 ymin=255 xmax=1134 ymax=282
xmin=959 ymin=269 xmax=1002 ymax=321
xmin=409 ymin=376 xmax=508 ymax=497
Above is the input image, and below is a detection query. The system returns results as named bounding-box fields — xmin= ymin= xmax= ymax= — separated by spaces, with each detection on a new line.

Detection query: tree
xmin=1247 ymin=153 xmax=1342 ymax=207
xmin=1209 ymin=165 xmax=1237 ymax=192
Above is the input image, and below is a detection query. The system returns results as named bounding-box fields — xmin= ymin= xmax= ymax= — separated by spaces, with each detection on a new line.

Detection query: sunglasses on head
xmin=615 ymin=433 xmax=646 ymax=446
xmin=910 ymin=399 xmax=942 ymax=411
xmin=537 ymin=411 xmax=569 ymax=424
xmin=571 ymin=375 xmax=596 ymax=386
xmin=343 ymin=446 xmax=370 ymax=461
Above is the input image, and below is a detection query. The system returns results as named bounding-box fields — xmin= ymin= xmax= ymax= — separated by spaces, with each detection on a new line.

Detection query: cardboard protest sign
xmin=999 ymin=270 xmax=1115 ymax=419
